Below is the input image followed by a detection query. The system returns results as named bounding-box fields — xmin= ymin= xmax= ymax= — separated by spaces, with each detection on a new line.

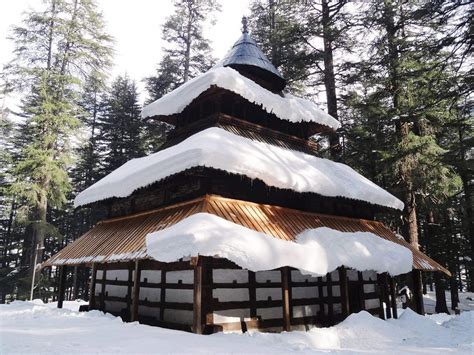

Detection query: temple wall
xmin=92 ymin=260 xmax=384 ymax=332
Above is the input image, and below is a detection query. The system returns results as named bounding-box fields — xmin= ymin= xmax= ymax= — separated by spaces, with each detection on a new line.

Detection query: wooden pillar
xmin=378 ymin=273 xmax=392 ymax=319
xmin=248 ymin=271 xmax=257 ymax=318
xmin=377 ymin=274 xmax=386 ymax=319
xmin=412 ymin=270 xmax=425 ymax=315
xmin=384 ymin=273 xmax=392 ymax=319
xmin=327 ymin=272 xmax=334 ymax=324
xmin=317 ymin=276 xmax=324 ymax=318
xmin=131 ymin=259 xmax=141 ymax=322
xmin=357 ymin=272 xmax=366 ymax=311
xmin=72 ymin=265 xmax=78 ymax=300
xmin=339 ymin=267 xmax=350 ymax=318
xmin=159 ymin=268 xmax=166 ymax=321
xmin=193 ymin=256 xmax=212 ymax=334
xmin=389 ymin=276 xmax=398 ymax=319
xmin=57 ymin=265 xmax=67 ymax=309
xmin=281 ymin=267 xmax=291 ymax=331
xmin=88 ymin=263 xmax=97 ymax=310
xmin=126 ymin=262 xmax=133 ymax=320
xmin=100 ymin=264 xmax=107 ymax=311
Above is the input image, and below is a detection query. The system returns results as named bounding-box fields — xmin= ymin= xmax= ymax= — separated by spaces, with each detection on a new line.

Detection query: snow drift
xmin=142 ymin=66 xmax=340 ymax=129
xmin=146 ymin=213 xmax=413 ymax=276
xmin=74 ymin=127 xmax=404 ymax=210
xmin=2 ymin=300 xmax=472 ymax=354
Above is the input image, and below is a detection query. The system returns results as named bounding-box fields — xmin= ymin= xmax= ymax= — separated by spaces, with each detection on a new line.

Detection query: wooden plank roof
xmin=42 ymin=195 xmax=450 ymax=276
xmin=159 ymin=113 xmax=320 ymax=155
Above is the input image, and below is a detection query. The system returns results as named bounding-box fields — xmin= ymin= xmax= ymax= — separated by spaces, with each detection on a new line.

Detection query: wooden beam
xmin=339 ymin=267 xmax=350 ymax=318
xmin=57 ymin=265 xmax=67 ymax=309
xmin=377 ymin=274 xmax=385 ymax=319
xmin=357 ymin=272 xmax=366 ymax=311
xmin=191 ymin=256 xmax=213 ymax=334
xmin=88 ymin=263 xmax=97 ymax=310
xmin=326 ymin=273 xmax=334 ymax=324
xmin=159 ymin=269 xmax=166 ymax=321
xmin=248 ymin=271 xmax=257 ymax=318
xmin=72 ymin=265 xmax=78 ymax=300
xmin=389 ymin=276 xmax=398 ymax=319
xmin=317 ymin=276 xmax=324 ymax=318
xmin=131 ymin=259 xmax=141 ymax=322
xmin=126 ymin=262 xmax=133 ymax=320
xmin=281 ymin=267 xmax=291 ymax=331
xmin=377 ymin=273 xmax=392 ymax=319
xmin=193 ymin=256 xmax=204 ymax=334
xmin=100 ymin=264 xmax=107 ymax=311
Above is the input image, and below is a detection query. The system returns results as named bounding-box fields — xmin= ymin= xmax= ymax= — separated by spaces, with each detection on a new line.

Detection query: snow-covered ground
xmin=423 ymin=290 xmax=474 ymax=314
xmin=1 ymin=298 xmax=472 ymax=354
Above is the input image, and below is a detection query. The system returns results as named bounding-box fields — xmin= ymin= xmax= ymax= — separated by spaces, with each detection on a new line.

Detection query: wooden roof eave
xmin=42 ymin=194 xmax=451 ymax=277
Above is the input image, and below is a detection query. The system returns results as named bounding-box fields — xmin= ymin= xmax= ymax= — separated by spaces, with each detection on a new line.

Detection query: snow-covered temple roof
xmin=74 ymin=127 xmax=403 ymax=210
xmin=141 ymin=67 xmax=340 ymax=130
xmin=146 ymin=213 xmax=413 ymax=276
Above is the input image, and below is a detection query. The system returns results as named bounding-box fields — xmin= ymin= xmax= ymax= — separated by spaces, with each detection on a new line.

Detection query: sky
xmin=0 ymin=0 xmax=253 ymax=106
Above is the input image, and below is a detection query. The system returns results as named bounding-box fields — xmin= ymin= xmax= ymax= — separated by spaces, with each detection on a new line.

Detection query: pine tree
xmin=2 ymin=0 xmax=112 ymax=298
xmin=146 ymin=0 xmax=221 ymax=101
xmin=144 ymin=0 xmax=221 ymax=152
xmin=97 ymin=75 xmax=144 ymax=176
xmin=249 ymin=0 xmax=356 ymax=158
xmin=341 ymin=1 xmax=470 ymax=309
xmin=249 ymin=0 xmax=311 ymax=92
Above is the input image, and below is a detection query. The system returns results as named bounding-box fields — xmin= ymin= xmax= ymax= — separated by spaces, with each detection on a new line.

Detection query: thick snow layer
xmin=142 ymin=67 xmax=340 ymax=129
xmin=74 ymin=127 xmax=404 ymax=209
xmin=146 ymin=213 xmax=412 ymax=276
xmin=1 ymin=300 xmax=472 ymax=354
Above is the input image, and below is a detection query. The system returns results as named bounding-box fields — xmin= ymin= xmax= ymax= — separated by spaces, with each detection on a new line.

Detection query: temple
xmin=42 ymin=19 xmax=450 ymax=334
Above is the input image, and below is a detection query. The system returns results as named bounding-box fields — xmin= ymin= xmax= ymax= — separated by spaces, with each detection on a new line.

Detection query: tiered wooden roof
xmin=42 ymin=195 xmax=450 ymax=275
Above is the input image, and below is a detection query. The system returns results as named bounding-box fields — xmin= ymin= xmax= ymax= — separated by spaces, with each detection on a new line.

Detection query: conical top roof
xmin=217 ymin=17 xmax=286 ymax=91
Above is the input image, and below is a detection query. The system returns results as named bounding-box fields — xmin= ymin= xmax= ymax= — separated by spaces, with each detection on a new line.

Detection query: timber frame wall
xmin=58 ymin=257 xmax=399 ymax=334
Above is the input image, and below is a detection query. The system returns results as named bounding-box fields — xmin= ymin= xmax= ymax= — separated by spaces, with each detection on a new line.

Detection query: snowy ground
xmin=423 ymin=290 xmax=474 ymax=314
xmin=1 ymin=298 xmax=472 ymax=354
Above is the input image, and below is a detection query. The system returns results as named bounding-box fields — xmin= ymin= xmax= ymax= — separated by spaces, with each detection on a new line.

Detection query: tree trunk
xmin=434 ymin=273 xmax=449 ymax=314
xmin=321 ymin=0 xmax=340 ymax=160
xmin=458 ymin=122 xmax=473 ymax=291
xmin=2 ymin=200 xmax=16 ymax=268
xmin=383 ymin=1 xmax=419 ymax=249
xmin=183 ymin=2 xmax=193 ymax=83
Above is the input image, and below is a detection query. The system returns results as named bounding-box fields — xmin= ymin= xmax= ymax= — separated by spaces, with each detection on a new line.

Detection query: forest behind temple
xmin=0 ymin=0 xmax=472 ymax=315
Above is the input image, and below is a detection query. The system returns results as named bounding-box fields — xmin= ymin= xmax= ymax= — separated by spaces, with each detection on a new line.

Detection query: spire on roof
xmin=215 ymin=17 xmax=287 ymax=91
xmin=241 ymin=16 xmax=248 ymax=34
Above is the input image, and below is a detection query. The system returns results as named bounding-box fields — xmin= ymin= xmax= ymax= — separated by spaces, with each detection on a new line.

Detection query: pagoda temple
xmin=42 ymin=19 xmax=450 ymax=334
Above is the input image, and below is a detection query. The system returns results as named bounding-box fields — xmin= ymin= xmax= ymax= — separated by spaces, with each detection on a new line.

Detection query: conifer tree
xmin=249 ymin=0 xmax=311 ymax=92
xmin=144 ymin=0 xmax=221 ymax=152
xmin=2 ymin=0 xmax=112 ymax=298
xmin=97 ymin=75 xmax=144 ymax=176
xmin=146 ymin=0 xmax=221 ymax=101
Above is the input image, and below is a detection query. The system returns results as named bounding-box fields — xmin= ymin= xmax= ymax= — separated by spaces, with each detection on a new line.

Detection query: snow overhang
xmin=74 ymin=127 xmax=404 ymax=210
xmin=146 ymin=213 xmax=413 ymax=276
xmin=141 ymin=67 xmax=340 ymax=130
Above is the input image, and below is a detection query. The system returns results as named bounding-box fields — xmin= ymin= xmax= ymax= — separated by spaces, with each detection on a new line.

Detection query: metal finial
xmin=241 ymin=16 xmax=248 ymax=34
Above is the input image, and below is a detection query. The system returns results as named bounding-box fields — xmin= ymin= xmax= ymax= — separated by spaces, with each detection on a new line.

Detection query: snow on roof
xmin=146 ymin=213 xmax=413 ymax=276
xmin=141 ymin=67 xmax=340 ymax=129
xmin=74 ymin=127 xmax=404 ymax=209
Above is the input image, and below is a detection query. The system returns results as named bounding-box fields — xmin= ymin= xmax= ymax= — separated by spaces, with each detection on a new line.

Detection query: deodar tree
xmin=3 ymin=0 xmax=112 ymax=297
xmin=144 ymin=0 xmax=221 ymax=152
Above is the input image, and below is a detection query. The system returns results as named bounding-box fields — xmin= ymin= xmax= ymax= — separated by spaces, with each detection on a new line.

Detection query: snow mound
xmin=1 ymin=300 xmax=472 ymax=354
xmin=142 ymin=66 xmax=340 ymax=129
xmin=74 ymin=127 xmax=404 ymax=210
xmin=396 ymin=308 xmax=442 ymax=335
xmin=146 ymin=213 xmax=412 ymax=276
